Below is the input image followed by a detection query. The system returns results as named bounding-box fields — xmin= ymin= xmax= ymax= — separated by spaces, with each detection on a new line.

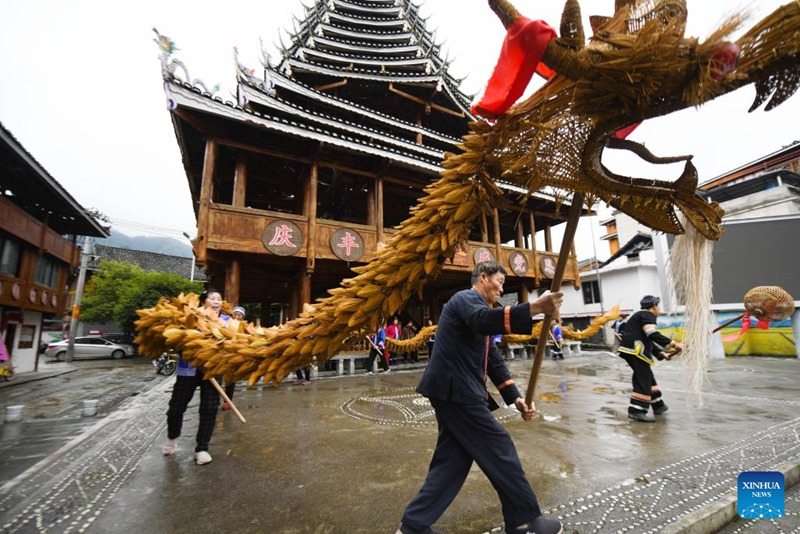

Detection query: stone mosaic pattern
xmin=554 ymin=415 xmax=800 ymax=533
xmin=339 ymin=386 xmax=519 ymax=427
xmin=0 ymin=382 xmax=166 ymax=533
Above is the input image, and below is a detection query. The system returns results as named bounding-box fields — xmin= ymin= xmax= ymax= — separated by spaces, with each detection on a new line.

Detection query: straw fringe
xmin=669 ymin=216 xmax=714 ymax=406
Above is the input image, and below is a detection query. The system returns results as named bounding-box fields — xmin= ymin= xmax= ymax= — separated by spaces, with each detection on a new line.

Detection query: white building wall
xmin=8 ymin=310 xmax=42 ymax=374
xmin=562 ymin=261 xmax=659 ymax=317
xmin=614 ymin=213 xmax=642 ymax=250
xmin=561 ymin=259 xmax=660 ymax=343
xmin=720 ymin=186 xmax=800 ymax=220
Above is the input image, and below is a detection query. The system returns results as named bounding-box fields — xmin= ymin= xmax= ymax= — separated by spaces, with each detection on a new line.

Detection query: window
xmin=582 ymin=280 xmax=602 ymax=305
xmin=34 ymin=255 xmax=60 ymax=288
xmin=0 ymin=237 xmax=21 ymax=276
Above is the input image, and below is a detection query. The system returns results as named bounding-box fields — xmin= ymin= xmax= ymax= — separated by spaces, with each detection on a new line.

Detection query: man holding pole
xmin=397 ymin=261 xmax=563 ymax=534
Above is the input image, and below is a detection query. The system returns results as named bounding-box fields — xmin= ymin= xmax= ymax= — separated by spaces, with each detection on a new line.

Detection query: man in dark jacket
xmin=617 ymin=295 xmax=683 ymax=422
xmin=397 ymin=261 xmax=564 ymax=534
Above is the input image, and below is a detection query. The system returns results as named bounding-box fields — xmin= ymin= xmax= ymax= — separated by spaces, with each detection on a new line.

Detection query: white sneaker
xmin=195 ymin=451 xmax=212 ymax=465
xmin=162 ymin=438 xmax=178 ymax=455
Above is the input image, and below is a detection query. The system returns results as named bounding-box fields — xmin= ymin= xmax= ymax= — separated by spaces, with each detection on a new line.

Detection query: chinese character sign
xmin=541 ymin=256 xmax=557 ymax=279
xmin=473 ymin=247 xmax=495 ymax=265
xmin=509 ymin=252 xmax=529 ymax=276
xmin=330 ymin=228 xmax=365 ymax=262
xmin=263 ymin=220 xmax=304 ymax=256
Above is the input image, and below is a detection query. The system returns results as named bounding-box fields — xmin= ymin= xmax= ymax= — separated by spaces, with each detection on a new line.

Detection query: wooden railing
xmin=202 ymin=204 xmax=578 ymax=282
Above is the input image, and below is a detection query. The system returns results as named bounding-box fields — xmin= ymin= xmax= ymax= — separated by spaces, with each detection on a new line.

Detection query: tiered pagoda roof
xmin=157 ymin=0 xmax=576 ymax=303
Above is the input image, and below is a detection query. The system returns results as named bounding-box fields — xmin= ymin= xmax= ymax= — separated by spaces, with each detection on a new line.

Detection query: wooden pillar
xmin=225 ymin=258 xmax=241 ymax=306
xmin=232 ymin=153 xmax=247 ymax=208
xmin=288 ymin=274 xmax=300 ymax=320
xmin=376 ymin=175 xmax=385 ymax=244
xmin=299 ymin=269 xmax=311 ymax=313
xmin=530 ymin=211 xmax=540 ymax=287
xmin=570 ymin=240 xmax=580 ymax=288
xmin=305 ymin=162 xmax=319 ymax=274
xmin=366 ymin=181 xmax=376 ymax=226
xmin=492 ymin=208 xmax=502 ymax=260
xmin=515 ymin=218 xmax=524 ymax=248
xmin=196 ymin=138 xmax=217 ymax=263
xmin=431 ymin=291 xmax=441 ymax=322
xmin=518 ymin=283 xmax=529 ymax=303
xmin=480 ymin=212 xmax=489 ymax=242
xmin=544 ymin=224 xmax=553 ymax=252
xmin=260 ymin=298 xmax=271 ymax=327
xmin=415 ymin=112 xmax=424 ymax=145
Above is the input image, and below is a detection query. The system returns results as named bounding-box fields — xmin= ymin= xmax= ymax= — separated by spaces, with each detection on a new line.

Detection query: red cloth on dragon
xmin=471 ymin=17 xmax=557 ymax=119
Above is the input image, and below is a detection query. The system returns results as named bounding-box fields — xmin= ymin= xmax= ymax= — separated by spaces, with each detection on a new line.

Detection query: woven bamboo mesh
xmin=135 ymin=0 xmax=800 ymax=388
xmin=743 ymin=286 xmax=796 ymax=322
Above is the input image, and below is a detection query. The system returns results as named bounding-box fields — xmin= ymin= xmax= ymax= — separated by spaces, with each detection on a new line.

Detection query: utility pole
xmin=589 ymin=212 xmax=605 ymax=315
xmin=67 ymin=236 xmax=93 ymax=362
xmin=182 ymin=232 xmax=195 ymax=281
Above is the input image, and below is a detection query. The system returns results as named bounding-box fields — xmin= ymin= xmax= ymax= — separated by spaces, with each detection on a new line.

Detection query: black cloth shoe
xmin=509 ymin=516 xmax=563 ymax=534
xmin=396 ymin=523 xmax=441 ymax=534
xmin=628 ymin=410 xmax=656 ymax=422
xmin=653 ymin=404 xmax=669 ymax=415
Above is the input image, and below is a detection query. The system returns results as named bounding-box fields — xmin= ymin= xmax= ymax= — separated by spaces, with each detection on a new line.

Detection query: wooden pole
xmin=209 ymin=377 xmax=246 ymax=423
xmin=711 ymin=312 xmax=747 ymax=334
xmin=525 ymin=193 xmax=584 ymax=406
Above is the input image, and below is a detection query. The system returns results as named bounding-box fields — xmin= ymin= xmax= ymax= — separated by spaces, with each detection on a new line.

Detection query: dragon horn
xmin=488 ymin=0 xmax=521 ymax=29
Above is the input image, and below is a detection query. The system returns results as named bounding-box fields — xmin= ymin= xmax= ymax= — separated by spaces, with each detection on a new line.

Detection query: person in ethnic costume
xmin=397 ymin=261 xmax=564 ymax=534
xmin=617 ymin=295 xmax=683 ymax=423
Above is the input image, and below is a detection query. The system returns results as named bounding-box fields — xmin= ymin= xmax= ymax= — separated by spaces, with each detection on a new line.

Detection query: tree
xmin=82 ymin=260 xmax=203 ymax=334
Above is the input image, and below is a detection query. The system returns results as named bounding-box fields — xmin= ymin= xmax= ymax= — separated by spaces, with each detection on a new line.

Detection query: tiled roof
xmin=170 ymin=82 xmax=443 ymax=171
xmin=600 ymin=233 xmax=652 ymax=268
xmin=0 ymin=122 xmax=109 ymax=237
xmin=249 ymin=70 xmax=460 ymax=144
xmin=90 ymin=244 xmax=207 ymax=281
xmin=277 ymin=0 xmax=472 ymax=111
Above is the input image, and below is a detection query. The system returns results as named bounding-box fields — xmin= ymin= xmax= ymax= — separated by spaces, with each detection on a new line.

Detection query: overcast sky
xmin=2 ymin=0 xmax=798 ymax=261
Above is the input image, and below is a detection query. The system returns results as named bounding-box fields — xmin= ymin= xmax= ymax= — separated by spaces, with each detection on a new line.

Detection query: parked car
xmin=101 ymin=333 xmax=136 ymax=345
xmin=44 ymin=337 xmax=136 ymax=361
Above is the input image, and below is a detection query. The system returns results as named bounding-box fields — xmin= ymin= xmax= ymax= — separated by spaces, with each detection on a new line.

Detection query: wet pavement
xmin=1 ymin=351 xmax=800 ymax=533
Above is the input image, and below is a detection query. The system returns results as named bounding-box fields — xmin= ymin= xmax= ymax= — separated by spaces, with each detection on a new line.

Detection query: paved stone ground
xmin=1 ymin=352 xmax=799 ymax=533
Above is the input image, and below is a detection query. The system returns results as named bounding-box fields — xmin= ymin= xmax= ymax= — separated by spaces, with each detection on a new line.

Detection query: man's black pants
xmin=401 ymin=398 xmax=541 ymax=532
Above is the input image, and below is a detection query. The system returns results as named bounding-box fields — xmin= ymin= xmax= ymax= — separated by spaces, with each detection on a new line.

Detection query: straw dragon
xmin=135 ymin=0 xmax=800 ymax=388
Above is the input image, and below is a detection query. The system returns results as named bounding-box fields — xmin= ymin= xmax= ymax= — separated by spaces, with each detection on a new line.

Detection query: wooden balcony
xmin=200 ymin=203 xmax=578 ymax=284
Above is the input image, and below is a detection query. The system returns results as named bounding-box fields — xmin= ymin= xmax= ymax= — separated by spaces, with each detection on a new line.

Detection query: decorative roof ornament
xmin=234 ymin=46 xmax=257 ymax=84
xmin=306 ymin=36 xmax=315 ymax=48
xmin=153 ymin=28 xmax=220 ymax=96
xmin=314 ymin=24 xmax=324 ymax=36
xmin=259 ymin=39 xmax=276 ymax=95
xmin=327 ymin=0 xmax=335 ymax=10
